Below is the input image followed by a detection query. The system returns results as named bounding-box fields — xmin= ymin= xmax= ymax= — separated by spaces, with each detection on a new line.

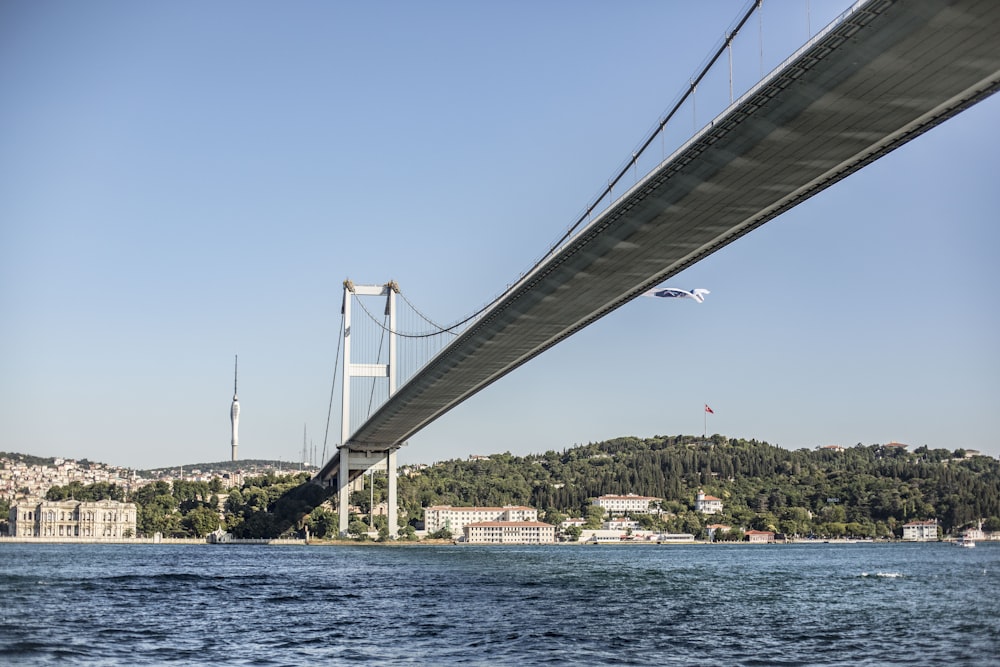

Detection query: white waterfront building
xmin=592 ymin=494 xmax=659 ymax=516
xmin=578 ymin=529 xmax=695 ymax=543
xmin=902 ymin=519 xmax=939 ymax=541
xmin=423 ymin=505 xmax=537 ymax=537
xmin=463 ymin=521 xmax=556 ymax=544
xmin=9 ymin=498 xmax=137 ymax=538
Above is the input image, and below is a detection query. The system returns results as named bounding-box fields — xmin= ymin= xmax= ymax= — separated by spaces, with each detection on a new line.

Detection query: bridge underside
xmin=318 ymin=0 xmax=1000 ymax=480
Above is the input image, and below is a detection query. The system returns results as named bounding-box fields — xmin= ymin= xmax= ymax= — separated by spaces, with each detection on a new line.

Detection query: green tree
xmin=183 ymin=506 xmax=221 ymax=537
xmin=583 ymin=503 xmax=605 ymax=528
xmin=307 ymin=507 xmax=338 ymax=539
xmin=562 ymin=525 xmax=583 ymax=542
xmin=348 ymin=519 xmax=370 ymax=540
xmin=233 ymin=511 xmax=278 ymax=539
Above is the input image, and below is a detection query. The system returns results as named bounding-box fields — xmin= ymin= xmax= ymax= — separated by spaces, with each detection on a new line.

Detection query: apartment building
xmin=463 ymin=521 xmax=556 ymax=544
xmin=902 ymin=519 xmax=939 ymax=541
xmin=592 ymin=494 xmax=659 ymax=515
xmin=423 ymin=505 xmax=537 ymax=536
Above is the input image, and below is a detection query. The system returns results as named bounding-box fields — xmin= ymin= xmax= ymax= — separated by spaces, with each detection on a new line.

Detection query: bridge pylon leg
xmin=387 ymin=447 xmax=398 ymax=537
xmin=336 ymin=445 xmax=400 ymax=539
xmin=337 ymin=446 xmax=352 ymax=537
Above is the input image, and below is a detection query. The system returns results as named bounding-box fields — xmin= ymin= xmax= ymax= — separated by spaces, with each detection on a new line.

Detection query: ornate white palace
xmin=9 ymin=498 xmax=137 ymax=538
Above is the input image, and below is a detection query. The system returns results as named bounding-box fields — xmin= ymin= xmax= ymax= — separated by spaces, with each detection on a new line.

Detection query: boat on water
xmin=955 ymin=536 xmax=976 ymax=548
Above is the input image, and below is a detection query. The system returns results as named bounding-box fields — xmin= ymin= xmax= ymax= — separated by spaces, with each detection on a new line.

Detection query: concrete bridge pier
xmin=337 ymin=445 xmax=399 ymax=538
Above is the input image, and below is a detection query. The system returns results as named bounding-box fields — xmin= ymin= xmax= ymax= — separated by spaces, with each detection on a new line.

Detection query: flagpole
xmin=704 ymin=404 xmax=707 ymax=440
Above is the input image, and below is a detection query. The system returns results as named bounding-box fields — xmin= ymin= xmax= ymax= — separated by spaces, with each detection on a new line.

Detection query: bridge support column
xmin=337 ymin=446 xmax=352 ymax=537
xmin=336 ymin=445 xmax=400 ymax=538
xmin=387 ymin=447 xmax=398 ymax=537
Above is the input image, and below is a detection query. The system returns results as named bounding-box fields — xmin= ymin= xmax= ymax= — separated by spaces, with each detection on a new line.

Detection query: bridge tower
xmin=338 ymin=280 xmax=400 ymax=538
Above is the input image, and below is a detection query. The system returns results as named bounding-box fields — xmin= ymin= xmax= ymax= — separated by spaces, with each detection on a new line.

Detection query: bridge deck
xmin=318 ymin=0 xmax=1000 ymax=479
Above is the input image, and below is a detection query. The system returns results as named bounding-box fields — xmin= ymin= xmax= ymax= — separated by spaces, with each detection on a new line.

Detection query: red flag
xmin=704 ymin=404 xmax=714 ymax=414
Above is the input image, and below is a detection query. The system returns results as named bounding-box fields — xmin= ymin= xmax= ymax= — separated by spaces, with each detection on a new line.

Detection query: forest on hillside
xmin=25 ymin=436 xmax=1000 ymax=540
xmin=393 ymin=436 xmax=1000 ymax=538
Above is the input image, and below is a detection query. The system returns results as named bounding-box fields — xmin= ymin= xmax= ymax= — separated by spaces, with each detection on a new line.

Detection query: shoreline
xmin=1 ymin=536 xmax=978 ymax=546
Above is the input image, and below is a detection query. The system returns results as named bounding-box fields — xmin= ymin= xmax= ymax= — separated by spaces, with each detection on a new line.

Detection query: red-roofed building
xmin=745 ymin=530 xmax=775 ymax=543
xmin=695 ymin=490 xmax=723 ymax=514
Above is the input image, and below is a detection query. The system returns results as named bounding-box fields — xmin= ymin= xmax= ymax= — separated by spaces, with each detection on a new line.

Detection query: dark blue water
xmin=1 ymin=542 xmax=997 ymax=665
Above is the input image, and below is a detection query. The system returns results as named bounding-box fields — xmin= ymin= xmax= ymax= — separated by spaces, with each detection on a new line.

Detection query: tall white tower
xmin=230 ymin=355 xmax=240 ymax=462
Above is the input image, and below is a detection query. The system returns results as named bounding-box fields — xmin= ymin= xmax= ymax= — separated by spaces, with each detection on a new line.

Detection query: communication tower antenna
xmin=230 ymin=355 xmax=240 ymax=462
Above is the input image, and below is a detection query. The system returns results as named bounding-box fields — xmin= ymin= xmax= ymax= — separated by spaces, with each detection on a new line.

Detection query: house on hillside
xmin=694 ymin=490 xmax=723 ymax=514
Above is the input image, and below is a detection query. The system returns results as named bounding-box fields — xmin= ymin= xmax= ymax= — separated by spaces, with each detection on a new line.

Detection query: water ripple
xmin=1 ymin=543 xmax=999 ymax=665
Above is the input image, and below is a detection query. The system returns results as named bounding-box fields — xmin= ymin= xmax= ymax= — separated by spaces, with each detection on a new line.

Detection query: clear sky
xmin=2 ymin=1 xmax=998 ymax=470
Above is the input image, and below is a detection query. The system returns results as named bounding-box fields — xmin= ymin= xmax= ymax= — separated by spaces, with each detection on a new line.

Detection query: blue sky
xmin=2 ymin=1 xmax=998 ymax=470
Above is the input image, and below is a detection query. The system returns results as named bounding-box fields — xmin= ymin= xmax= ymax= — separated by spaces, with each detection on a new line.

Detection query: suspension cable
xmin=344 ymin=2 xmax=766 ymax=344
xmin=544 ymin=0 xmax=761 ymax=262
xmin=397 ymin=290 xmax=463 ymax=336
xmin=367 ymin=311 xmax=388 ymax=418
xmin=321 ymin=309 xmax=345 ymax=464
xmin=353 ymin=290 xmax=467 ymax=339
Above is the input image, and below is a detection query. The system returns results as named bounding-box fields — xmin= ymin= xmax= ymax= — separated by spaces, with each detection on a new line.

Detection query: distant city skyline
xmin=2 ymin=2 xmax=997 ymax=468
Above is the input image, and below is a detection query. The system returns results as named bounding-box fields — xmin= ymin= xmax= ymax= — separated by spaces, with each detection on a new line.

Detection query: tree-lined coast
xmin=6 ymin=436 xmax=998 ymax=541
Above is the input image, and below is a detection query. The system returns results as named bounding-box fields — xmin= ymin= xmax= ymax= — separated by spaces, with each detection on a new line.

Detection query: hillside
xmin=396 ymin=435 xmax=1000 ymax=535
xmin=16 ymin=436 xmax=1000 ymax=540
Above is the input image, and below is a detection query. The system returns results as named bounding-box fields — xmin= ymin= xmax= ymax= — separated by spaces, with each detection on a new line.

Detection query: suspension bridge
xmin=311 ymin=0 xmax=1000 ymax=537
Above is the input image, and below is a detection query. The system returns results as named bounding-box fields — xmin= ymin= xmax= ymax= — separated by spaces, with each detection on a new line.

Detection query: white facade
xmin=463 ymin=521 xmax=555 ymax=544
xmin=10 ymin=498 xmax=137 ymax=538
xmin=592 ymin=494 xmax=658 ymax=515
xmin=902 ymin=520 xmax=938 ymax=541
xmin=695 ymin=490 xmax=723 ymax=514
xmin=423 ymin=505 xmax=537 ymax=537
xmin=578 ymin=529 xmax=694 ymax=543
xmin=746 ymin=530 xmax=775 ymax=543
xmin=578 ymin=529 xmax=628 ymax=543
xmin=962 ymin=521 xmax=985 ymax=541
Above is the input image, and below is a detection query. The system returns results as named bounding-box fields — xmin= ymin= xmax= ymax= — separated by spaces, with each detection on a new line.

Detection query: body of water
xmin=2 ymin=541 xmax=998 ymax=665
